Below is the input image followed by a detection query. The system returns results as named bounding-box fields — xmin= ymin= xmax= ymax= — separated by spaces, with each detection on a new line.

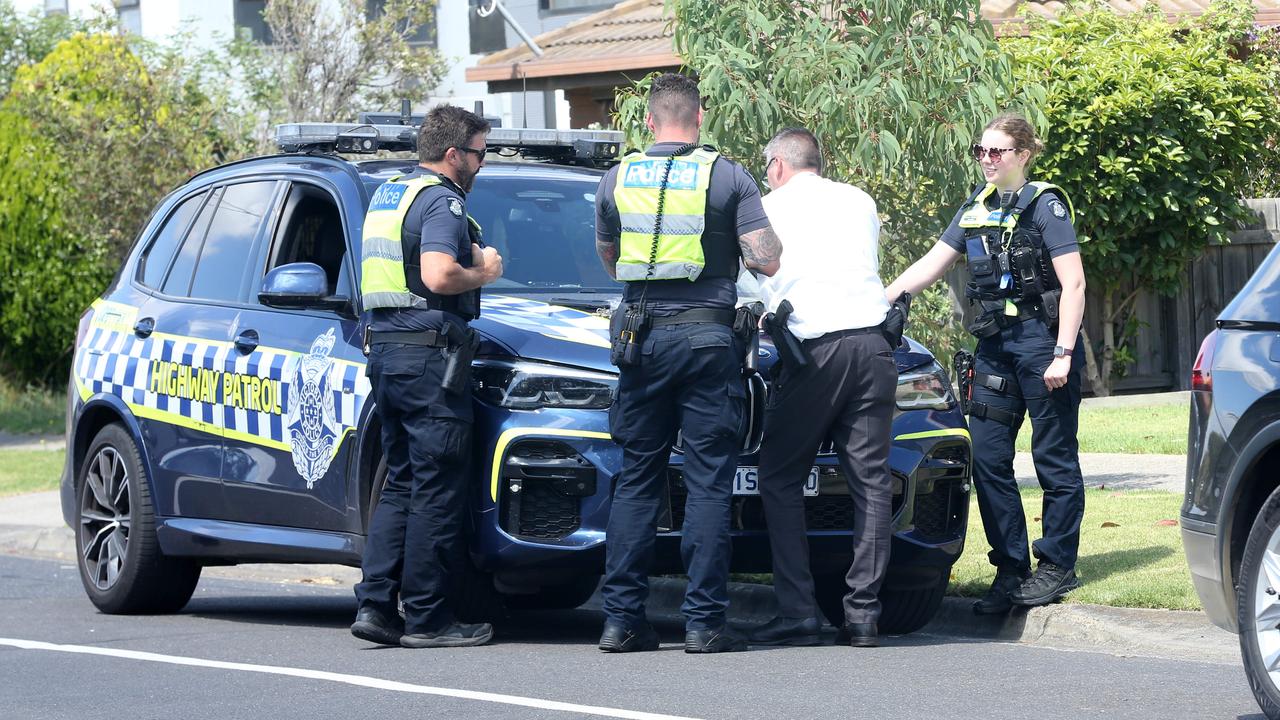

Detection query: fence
xmin=943 ymin=198 xmax=1280 ymax=395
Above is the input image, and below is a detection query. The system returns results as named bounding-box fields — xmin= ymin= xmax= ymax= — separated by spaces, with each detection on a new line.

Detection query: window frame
xmin=134 ymin=188 xmax=213 ymax=293
xmin=234 ymin=0 xmax=274 ymax=45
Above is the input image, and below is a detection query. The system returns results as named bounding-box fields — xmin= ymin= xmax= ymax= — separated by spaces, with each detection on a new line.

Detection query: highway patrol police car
xmin=62 ymin=121 xmax=971 ymax=633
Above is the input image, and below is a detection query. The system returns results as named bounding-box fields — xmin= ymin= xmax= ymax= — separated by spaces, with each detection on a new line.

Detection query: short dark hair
xmin=418 ymin=104 xmax=491 ymax=163
xmin=764 ymin=127 xmax=823 ymax=174
xmin=647 ymin=73 xmax=701 ymax=130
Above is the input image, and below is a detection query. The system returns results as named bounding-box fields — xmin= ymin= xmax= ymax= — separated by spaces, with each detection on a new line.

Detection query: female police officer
xmin=884 ymin=113 xmax=1086 ymax=614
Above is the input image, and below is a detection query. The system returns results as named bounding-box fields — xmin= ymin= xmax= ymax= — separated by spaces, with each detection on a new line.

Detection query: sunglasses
xmin=455 ymin=145 xmax=486 ymax=159
xmin=970 ymin=144 xmax=1018 ymax=162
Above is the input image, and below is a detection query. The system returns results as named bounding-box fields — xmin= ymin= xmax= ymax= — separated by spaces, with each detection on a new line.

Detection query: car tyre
xmin=76 ymin=423 xmax=201 ymax=614
xmin=1237 ymin=484 xmax=1280 ymax=720
xmin=815 ymin=570 xmax=948 ymax=635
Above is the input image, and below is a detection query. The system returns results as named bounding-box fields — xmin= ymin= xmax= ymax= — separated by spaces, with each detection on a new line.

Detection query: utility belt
xmin=765 ymin=292 xmax=912 ymax=371
xmin=609 ymin=304 xmax=757 ymax=369
xmin=966 ymin=288 xmax=1061 ymax=339
xmin=952 ymin=350 xmax=1019 ymax=426
xmin=362 ymin=322 xmax=480 ymax=395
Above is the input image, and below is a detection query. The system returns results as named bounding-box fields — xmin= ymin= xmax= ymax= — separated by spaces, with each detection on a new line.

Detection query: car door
xmin=219 ymin=177 xmax=369 ymax=532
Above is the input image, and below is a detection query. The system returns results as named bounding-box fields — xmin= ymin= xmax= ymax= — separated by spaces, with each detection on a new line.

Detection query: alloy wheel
xmin=79 ymin=446 xmax=131 ymax=591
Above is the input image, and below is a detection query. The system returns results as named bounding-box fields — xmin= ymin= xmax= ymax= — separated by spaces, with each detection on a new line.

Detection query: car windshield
xmin=467 ymin=174 xmax=620 ymax=293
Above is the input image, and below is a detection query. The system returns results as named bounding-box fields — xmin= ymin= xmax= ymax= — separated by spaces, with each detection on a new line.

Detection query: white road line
xmin=0 ymin=637 xmax=704 ymax=720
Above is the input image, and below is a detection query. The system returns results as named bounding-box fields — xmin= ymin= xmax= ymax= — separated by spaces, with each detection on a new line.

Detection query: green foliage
xmin=228 ymin=0 xmax=449 ymax=152
xmin=614 ymin=1 xmax=1029 ymax=358
xmin=1006 ymin=0 xmax=1280 ymax=388
xmin=0 ymin=374 xmax=65 ymax=436
xmin=0 ymin=0 xmax=90 ymax=97
xmin=0 ymin=33 xmax=229 ymax=385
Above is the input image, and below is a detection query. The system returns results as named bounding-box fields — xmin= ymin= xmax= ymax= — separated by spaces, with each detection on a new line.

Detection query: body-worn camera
xmin=609 ymin=302 xmax=651 ymax=367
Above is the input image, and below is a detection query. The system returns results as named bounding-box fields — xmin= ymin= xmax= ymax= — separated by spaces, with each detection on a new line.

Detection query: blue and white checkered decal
xmin=74 ymin=301 xmax=369 ymax=488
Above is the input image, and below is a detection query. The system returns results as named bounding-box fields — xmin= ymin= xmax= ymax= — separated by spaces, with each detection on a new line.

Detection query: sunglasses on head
xmin=970 ymin=144 xmax=1018 ymax=162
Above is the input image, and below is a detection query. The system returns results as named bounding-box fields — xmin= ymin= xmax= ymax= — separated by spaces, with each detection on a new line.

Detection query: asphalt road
xmin=0 ymin=553 xmax=1262 ymax=720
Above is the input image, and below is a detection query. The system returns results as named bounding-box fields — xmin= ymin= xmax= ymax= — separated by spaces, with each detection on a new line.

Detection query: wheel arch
xmin=72 ymin=395 xmax=152 ymax=497
xmin=354 ymin=403 xmax=382 ymax=531
xmin=1224 ymin=421 xmax=1280 ymax=620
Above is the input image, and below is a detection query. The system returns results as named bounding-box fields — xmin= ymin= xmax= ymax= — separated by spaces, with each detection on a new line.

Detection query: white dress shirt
xmin=754 ymin=172 xmax=889 ymax=340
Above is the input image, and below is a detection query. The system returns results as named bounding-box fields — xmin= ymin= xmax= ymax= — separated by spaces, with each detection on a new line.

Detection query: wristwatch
xmin=1053 ymin=345 xmax=1073 ymax=358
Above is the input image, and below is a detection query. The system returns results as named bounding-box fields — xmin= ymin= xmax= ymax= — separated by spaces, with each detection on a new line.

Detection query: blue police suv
xmin=63 ymin=123 xmax=971 ymax=634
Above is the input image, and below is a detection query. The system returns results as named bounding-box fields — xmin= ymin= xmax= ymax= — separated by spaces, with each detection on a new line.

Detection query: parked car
xmin=1184 ymin=242 xmax=1280 ymax=717
xmin=63 ymin=123 xmax=972 ymax=633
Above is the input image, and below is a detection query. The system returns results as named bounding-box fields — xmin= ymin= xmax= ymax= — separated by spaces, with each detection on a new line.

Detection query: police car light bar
xmin=274 ymin=123 xmax=623 ymax=165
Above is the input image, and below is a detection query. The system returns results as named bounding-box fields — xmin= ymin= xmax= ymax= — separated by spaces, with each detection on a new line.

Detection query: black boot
xmin=684 ymin=626 xmax=749 ymax=653
xmin=745 ymin=616 xmax=823 ymax=647
xmin=598 ymin=620 xmax=660 ymax=653
xmin=350 ymin=606 xmax=404 ymax=646
xmin=836 ymin=623 xmax=878 ymax=648
xmin=1009 ymin=563 xmax=1079 ymax=606
xmin=972 ymin=566 xmax=1031 ymax=615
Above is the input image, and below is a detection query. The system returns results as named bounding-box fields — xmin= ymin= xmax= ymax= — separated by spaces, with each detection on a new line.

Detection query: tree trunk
xmin=1098 ymin=289 xmax=1116 ymax=397
xmin=1080 ymin=327 xmax=1104 ymax=397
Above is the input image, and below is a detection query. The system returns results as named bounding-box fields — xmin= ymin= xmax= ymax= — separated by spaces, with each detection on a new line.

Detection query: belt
xmin=367 ymin=329 xmax=450 ymax=348
xmin=648 ymin=308 xmax=736 ymax=328
xmin=804 ymin=325 xmax=883 ymax=346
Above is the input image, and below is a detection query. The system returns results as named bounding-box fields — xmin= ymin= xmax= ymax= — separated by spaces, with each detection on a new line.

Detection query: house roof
xmin=465 ymin=0 xmax=1280 ymax=86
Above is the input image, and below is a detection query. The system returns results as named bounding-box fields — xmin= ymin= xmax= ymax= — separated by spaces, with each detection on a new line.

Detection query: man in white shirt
xmin=746 ymin=128 xmax=898 ymax=649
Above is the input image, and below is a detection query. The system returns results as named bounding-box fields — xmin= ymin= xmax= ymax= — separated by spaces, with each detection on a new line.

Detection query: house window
xmin=366 ymin=0 xmax=436 ymax=47
xmin=44 ymin=0 xmax=67 ymax=14
xmin=115 ymin=0 xmax=141 ymax=34
xmin=539 ymin=0 xmax=614 ymax=12
xmin=234 ymin=0 xmax=274 ymax=45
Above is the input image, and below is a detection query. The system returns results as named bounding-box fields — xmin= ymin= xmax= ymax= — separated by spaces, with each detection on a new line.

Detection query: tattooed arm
xmin=738 ymin=226 xmax=782 ymax=277
xmin=596 ymin=239 xmax=619 ymax=279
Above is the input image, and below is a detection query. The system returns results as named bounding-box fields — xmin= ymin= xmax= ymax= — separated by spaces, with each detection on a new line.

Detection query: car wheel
xmin=1237 ymin=484 xmax=1280 ymax=720
xmin=76 ymin=423 xmax=201 ymax=614
xmin=815 ymin=570 xmax=948 ymax=635
xmin=505 ymin=575 xmax=601 ymax=611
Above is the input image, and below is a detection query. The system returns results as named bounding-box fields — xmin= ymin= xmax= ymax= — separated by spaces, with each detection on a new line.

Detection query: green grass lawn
xmin=0 ymin=449 xmax=65 ymax=497
xmin=0 ymin=375 xmax=64 ymax=436
xmin=950 ymin=487 xmax=1197 ymax=610
xmin=1016 ymin=403 xmax=1188 ymax=455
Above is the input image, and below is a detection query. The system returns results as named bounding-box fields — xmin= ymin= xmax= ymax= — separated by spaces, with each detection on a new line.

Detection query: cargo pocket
xmin=719 ymin=376 xmax=748 ymax=442
xmin=688 ymin=332 xmax=731 ymax=352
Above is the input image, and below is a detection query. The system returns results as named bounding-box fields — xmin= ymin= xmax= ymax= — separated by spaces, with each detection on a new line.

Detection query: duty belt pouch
xmin=609 ymin=302 xmax=650 ymax=368
xmin=440 ymin=322 xmax=479 ymax=395
xmin=734 ymin=302 xmax=765 ymax=372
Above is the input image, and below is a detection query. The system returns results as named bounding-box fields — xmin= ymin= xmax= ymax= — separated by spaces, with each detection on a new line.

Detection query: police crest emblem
xmin=285 ymin=329 xmax=341 ymax=489
xmin=448 ymin=197 xmax=464 ymax=218
xmin=1049 ymin=199 xmax=1068 ymax=219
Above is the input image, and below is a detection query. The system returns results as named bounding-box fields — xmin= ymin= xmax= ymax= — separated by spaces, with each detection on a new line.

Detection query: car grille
xmin=498 ymin=440 xmax=591 ymax=541
xmin=910 ymin=441 xmax=971 ymax=541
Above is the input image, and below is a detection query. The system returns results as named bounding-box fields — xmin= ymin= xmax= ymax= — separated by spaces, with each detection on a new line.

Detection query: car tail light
xmin=1191 ymin=330 xmax=1218 ymax=393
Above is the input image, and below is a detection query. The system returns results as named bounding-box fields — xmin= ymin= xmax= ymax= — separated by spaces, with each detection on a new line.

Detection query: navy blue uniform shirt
xmin=595 ymin=142 xmax=770 ymax=311
xmin=368 ymin=168 xmax=474 ymax=332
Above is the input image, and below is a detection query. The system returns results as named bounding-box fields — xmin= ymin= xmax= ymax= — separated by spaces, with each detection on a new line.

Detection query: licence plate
xmin=733 ymin=466 xmax=819 ymax=496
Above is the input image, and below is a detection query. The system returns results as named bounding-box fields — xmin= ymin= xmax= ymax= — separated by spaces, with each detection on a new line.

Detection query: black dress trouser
xmin=757 ymin=329 xmax=898 ymax=624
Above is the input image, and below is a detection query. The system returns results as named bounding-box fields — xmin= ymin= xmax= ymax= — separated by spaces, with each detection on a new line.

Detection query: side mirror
xmin=259 ymin=262 xmax=351 ymax=314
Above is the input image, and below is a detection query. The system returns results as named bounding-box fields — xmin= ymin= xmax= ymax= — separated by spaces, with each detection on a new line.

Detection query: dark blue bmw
xmin=62 ymin=126 xmax=971 ymax=634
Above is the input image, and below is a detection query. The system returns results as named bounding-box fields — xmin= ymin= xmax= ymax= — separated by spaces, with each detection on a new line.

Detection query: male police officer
xmin=352 ymin=105 xmax=503 ymax=648
xmin=594 ymin=73 xmax=781 ymax=653
xmin=746 ymin=128 xmax=896 ymax=649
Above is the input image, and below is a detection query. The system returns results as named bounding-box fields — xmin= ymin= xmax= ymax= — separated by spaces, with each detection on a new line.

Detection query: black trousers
xmin=970 ymin=318 xmax=1085 ymax=572
xmin=758 ymin=329 xmax=897 ymax=624
xmin=355 ymin=342 xmax=472 ymax=635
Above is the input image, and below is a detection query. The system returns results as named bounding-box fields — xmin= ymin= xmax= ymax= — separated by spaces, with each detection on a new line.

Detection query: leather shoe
xmin=598 ymin=620 xmax=660 ymax=653
xmin=685 ymin=626 xmax=748 ymax=653
xmin=350 ymin=606 xmax=404 ymax=646
xmin=837 ymin=622 xmax=878 ymax=648
xmin=400 ymin=621 xmax=494 ymax=648
xmin=745 ymin=616 xmax=823 ymax=646
xmin=972 ymin=566 xmax=1031 ymax=615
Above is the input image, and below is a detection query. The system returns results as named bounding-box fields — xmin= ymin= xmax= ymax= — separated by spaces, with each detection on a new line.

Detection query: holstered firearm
xmin=763 ymin=300 xmax=811 ymax=370
xmin=881 ymin=291 xmax=912 ymax=349
xmin=734 ymin=302 xmax=765 ymax=373
xmin=440 ymin=321 xmax=480 ymax=395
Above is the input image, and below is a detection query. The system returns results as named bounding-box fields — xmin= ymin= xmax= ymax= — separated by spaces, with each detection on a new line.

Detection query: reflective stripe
xmin=613 ymin=148 xmax=718 ymax=282
xmin=618 ymin=213 xmax=705 ymax=236
xmin=958 ymin=182 xmax=1073 ymax=229
xmin=360 ymin=175 xmax=444 ymax=310
xmin=361 ymin=290 xmax=433 ymax=310
xmin=616 ymin=260 xmax=705 ymax=282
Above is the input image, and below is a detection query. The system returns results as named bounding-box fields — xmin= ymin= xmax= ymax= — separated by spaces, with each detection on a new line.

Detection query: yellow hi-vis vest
xmin=613 ymin=147 xmax=718 ymax=282
xmin=957 ymin=181 xmax=1075 ymax=233
xmin=360 ymin=174 xmax=481 ymax=311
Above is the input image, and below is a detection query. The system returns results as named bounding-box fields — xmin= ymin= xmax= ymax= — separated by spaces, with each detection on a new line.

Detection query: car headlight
xmin=472 ymin=360 xmax=617 ymax=410
xmin=896 ymin=361 xmax=956 ymax=411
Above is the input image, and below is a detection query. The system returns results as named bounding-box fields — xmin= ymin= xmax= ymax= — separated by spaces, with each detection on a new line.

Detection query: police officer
xmin=351 ymin=105 xmax=504 ymax=648
xmin=746 ymin=128 xmax=896 ymax=649
xmin=885 ymin=112 xmax=1087 ymax=613
xmin=594 ymin=73 xmax=781 ymax=653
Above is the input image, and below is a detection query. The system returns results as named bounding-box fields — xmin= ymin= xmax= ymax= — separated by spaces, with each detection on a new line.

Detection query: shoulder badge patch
xmin=1048 ymin=199 xmax=1068 ymax=219
xmin=448 ymin=197 xmax=464 ymax=218
xmin=284 ymin=329 xmax=340 ymax=489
